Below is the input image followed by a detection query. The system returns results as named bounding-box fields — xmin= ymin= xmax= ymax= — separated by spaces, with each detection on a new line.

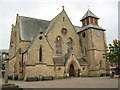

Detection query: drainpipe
xmin=54 ymin=63 xmax=57 ymax=79
xmin=21 ymin=53 xmax=23 ymax=74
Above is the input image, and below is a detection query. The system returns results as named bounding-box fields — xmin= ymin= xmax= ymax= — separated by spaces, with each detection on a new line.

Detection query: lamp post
xmin=3 ymin=53 xmax=9 ymax=83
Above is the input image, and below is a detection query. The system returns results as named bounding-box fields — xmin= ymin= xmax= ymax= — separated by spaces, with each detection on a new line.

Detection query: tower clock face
xmin=96 ymin=31 xmax=100 ymax=37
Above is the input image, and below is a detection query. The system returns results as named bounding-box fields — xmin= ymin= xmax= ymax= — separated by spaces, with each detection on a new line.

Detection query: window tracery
xmin=56 ymin=36 xmax=62 ymax=54
xmin=67 ymin=38 xmax=73 ymax=52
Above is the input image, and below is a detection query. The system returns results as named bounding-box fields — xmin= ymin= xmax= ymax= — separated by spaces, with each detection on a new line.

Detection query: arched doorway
xmin=69 ymin=64 xmax=75 ymax=77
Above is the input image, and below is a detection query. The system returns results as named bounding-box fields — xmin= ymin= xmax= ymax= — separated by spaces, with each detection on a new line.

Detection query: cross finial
xmin=88 ymin=5 xmax=90 ymax=10
xmin=62 ymin=6 xmax=64 ymax=9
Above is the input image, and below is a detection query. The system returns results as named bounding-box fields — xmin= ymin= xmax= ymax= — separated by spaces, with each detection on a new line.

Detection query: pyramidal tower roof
xmin=81 ymin=9 xmax=99 ymax=21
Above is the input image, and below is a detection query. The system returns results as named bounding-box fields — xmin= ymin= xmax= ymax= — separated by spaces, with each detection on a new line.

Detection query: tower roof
xmin=81 ymin=9 xmax=99 ymax=21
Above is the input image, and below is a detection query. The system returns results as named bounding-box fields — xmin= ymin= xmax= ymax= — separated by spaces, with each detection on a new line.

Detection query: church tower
xmin=78 ymin=9 xmax=108 ymax=76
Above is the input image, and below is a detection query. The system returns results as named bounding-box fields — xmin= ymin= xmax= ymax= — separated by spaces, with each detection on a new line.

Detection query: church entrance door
xmin=69 ymin=64 xmax=75 ymax=77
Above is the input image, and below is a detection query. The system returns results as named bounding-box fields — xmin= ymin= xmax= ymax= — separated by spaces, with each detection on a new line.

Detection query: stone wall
xmin=9 ymin=57 xmax=16 ymax=76
xmin=24 ymin=64 xmax=56 ymax=80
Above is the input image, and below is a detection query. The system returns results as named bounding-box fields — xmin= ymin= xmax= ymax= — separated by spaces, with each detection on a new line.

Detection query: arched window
xmin=39 ymin=47 xmax=42 ymax=62
xmin=56 ymin=36 xmax=62 ymax=54
xmin=67 ymin=38 xmax=73 ymax=52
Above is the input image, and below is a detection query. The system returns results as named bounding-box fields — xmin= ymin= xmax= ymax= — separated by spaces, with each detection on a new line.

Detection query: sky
xmin=0 ymin=0 xmax=119 ymax=49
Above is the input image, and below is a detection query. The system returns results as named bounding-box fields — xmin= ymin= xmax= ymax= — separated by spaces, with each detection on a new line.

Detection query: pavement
xmin=1 ymin=77 xmax=119 ymax=88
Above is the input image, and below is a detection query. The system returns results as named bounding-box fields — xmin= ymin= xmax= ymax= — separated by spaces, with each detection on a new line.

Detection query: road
xmin=1 ymin=77 xmax=118 ymax=88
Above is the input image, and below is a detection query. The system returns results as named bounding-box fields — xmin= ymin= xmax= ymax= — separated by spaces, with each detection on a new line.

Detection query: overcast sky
xmin=0 ymin=0 xmax=119 ymax=49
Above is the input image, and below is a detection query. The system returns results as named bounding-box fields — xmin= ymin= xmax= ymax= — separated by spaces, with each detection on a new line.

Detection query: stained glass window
xmin=67 ymin=38 xmax=73 ymax=52
xmin=56 ymin=36 xmax=62 ymax=54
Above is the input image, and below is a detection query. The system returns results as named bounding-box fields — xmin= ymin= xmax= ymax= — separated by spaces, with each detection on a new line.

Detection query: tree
xmin=103 ymin=40 xmax=120 ymax=74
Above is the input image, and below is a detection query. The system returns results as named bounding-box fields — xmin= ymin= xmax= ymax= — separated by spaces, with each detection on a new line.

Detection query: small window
xmin=58 ymin=67 xmax=61 ymax=70
xmin=63 ymin=17 xmax=65 ymax=22
xmin=82 ymin=32 xmax=86 ymax=38
xmin=39 ymin=47 xmax=42 ymax=62
xmin=82 ymin=67 xmax=85 ymax=70
xmin=39 ymin=36 xmax=42 ymax=40
xmin=40 ymin=30 xmax=43 ymax=34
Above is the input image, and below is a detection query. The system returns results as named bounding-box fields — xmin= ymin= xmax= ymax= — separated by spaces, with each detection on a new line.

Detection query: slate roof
xmin=21 ymin=29 xmax=43 ymax=54
xmin=53 ymin=56 xmax=65 ymax=65
xmin=53 ymin=52 xmax=71 ymax=65
xmin=18 ymin=15 xmax=80 ymax=41
xmin=53 ymin=53 xmax=88 ymax=66
xmin=19 ymin=16 xmax=50 ymax=41
xmin=16 ymin=9 xmax=105 ymax=41
xmin=74 ymin=26 xmax=82 ymax=33
xmin=77 ymin=57 xmax=88 ymax=65
xmin=64 ymin=52 xmax=71 ymax=61
xmin=77 ymin=24 xmax=105 ymax=33
xmin=81 ymin=9 xmax=99 ymax=21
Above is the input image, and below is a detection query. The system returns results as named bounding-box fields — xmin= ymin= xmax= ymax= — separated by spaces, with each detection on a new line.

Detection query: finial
xmin=62 ymin=5 xmax=64 ymax=9
xmin=88 ymin=5 xmax=90 ymax=10
xmin=16 ymin=13 xmax=19 ymax=19
xmin=17 ymin=13 xmax=19 ymax=16
xmin=12 ymin=24 xmax=14 ymax=27
xmin=12 ymin=24 xmax=14 ymax=31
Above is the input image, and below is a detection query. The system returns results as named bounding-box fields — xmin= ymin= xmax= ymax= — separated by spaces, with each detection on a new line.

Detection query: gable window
xmin=56 ymin=36 xmax=62 ymax=54
xmin=39 ymin=47 xmax=42 ymax=62
xmin=67 ymin=38 xmax=73 ymax=52
xmin=82 ymin=32 xmax=86 ymax=38
xmin=63 ymin=17 xmax=65 ymax=22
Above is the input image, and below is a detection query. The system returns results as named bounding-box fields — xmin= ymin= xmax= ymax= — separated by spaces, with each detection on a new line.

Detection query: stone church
xmin=9 ymin=7 xmax=108 ymax=80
